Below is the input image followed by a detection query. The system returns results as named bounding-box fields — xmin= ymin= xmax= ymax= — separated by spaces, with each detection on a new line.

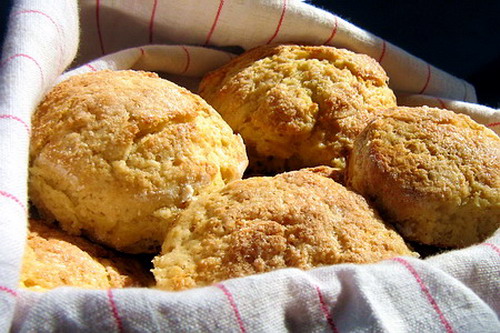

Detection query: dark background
xmin=311 ymin=0 xmax=500 ymax=108
xmin=1 ymin=0 xmax=499 ymax=108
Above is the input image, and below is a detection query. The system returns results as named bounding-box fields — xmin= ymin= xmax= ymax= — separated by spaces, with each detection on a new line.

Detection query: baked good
xmin=29 ymin=70 xmax=248 ymax=253
xmin=199 ymin=44 xmax=396 ymax=179
xmin=346 ymin=106 xmax=500 ymax=248
xmin=152 ymin=166 xmax=416 ymax=291
xmin=20 ymin=219 xmax=153 ymax=291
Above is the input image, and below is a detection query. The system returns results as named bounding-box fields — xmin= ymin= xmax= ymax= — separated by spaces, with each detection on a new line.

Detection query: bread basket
xmin=1 ymin=1 xmax=498 ymax=331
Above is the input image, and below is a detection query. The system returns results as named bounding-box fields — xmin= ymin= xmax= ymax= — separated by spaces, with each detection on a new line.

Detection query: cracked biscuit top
xmin=346 ymin=106 xmax=500 ymax=248
xmin=29 ymin=70 xmax=248 ymax=253
xmin=152 ymin=166 xmax=416 ymax=291
xmin=199 ymin=44 xmax=396 ymax=179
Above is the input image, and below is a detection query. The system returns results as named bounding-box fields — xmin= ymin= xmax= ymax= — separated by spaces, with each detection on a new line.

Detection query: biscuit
xmin=346 ymin=106 xmax=500 ymax=248
xmin=29 ymin=70 xmax=248 ymax=253
xmin=152 ymin=167 xmax=416 ymax=291
xmin=199 ymin=44 xmax=396 ymax=179
xmin=20 ymin=219 xmax=153 ymax=291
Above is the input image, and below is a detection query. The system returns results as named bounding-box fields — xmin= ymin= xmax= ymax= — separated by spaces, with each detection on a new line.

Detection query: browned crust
xmin=153 ymin=167 xmax=416 ymax=291
xmin=20 ymin=219 xmax=154 ymax=291
xmin=29 ymin=70 xmax=248 ymax=253
xmin=346 ymin=106 xmax=500 ymax=248
xmin=199 ymin=44 xmax=396 ymax=178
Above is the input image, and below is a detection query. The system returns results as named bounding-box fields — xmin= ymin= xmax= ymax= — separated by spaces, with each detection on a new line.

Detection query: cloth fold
xmin=1 ymin=0 xmax=498 ymax=331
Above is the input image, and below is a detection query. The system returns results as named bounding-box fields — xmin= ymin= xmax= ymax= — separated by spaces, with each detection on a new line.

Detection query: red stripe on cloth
xmin=0 ymin=115 xmax=30 ymax=135
xmin=13 ymin=10 xmax=59 ymax=30
xmin=435 ymin=97 xmax=447 ymax=109
xmin=86 ymin=63 xmax=97 ymax=72
xmin=1 ymin=54 xmax=44 ymax=87
xmin=96 ymin=0 xmax=105 ymax=55
xmin=12 ymin=10 xmax=64 ymax=67
xmin=392 ymin=258 xmax=454 ymax=333
xmin=266 ymin=0 xmax=288 ymax=44
xmin=216 ymin=283 xmax=246 ymax=333
xmin=139 ymin=47 xmax=145 ymax=56
xmin=149 ymin=0 xmax=159 ymax=43
xmin=0 ymin=190 xmax=27 ymax=212
xmin=418 ymin=64 xmax=432 ymax=94
xmin=315 ymin=286 xmax=339 ymax=333
xmin=486 ymin=122 xmax=500 ymax=128
xmin=483 ymin=243 xmax=500 ymax=256
xmin=0 ymin=286 xmax=18 ymax=297
xmin=377 ymin=40 xmax=387 ymax=63
xmin=323 ymin=16 xmax=338 ymax=45
xmin=107 ymin=289 xmax=124 ymax=333
xmin=205 ymin=0 xmax=225 ymax=45
xmin=180 ymin=46 xmax=191 ymax=74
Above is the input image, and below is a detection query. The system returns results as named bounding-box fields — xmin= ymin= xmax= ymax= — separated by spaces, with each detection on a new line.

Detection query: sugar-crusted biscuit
xmin=20 ymin=219 xmax=153 ymax=291
xmin=29 ymin=70 xmax=248 ymax=253
xmin=346 ymin=106 xmax=500 ymax=248
xmin=152 ymin=167 xmax=416 ymax=291
xmin=199 ymin=44 xmax=396 ymax=179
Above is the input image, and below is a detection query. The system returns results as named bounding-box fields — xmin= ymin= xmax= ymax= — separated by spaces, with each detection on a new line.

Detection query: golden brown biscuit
xmin=199 ymin=44 xmax=396 ymax=179
xmin=20 ymin=219 xmax=153 ymax=291
xmin=29 ymin=70 xmax=248 ymax=253
xmin=346 ymin=106 xmax=500 ymax=248
xmin=152 ymin=167 xmax=416 ymax=291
